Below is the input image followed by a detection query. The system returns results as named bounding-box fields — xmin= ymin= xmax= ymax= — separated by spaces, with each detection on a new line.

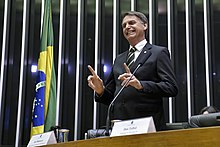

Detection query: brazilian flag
xmin=31 ymin=0 xmax=56 ymax=137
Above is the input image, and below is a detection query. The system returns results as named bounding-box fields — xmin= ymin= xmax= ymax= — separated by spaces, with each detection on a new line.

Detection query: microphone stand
xmin=105 ymin=64 xmax=142 ymax=136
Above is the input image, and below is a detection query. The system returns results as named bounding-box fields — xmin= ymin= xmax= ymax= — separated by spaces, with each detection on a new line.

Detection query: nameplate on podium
xmin=27 ymin=131 xmax=57 ymax=147
xmin=110 ymin=116 xmax=156 ymax=137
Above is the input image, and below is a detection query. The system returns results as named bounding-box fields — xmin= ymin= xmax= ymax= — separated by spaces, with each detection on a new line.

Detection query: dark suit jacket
xmin=95 ymin=43 xmax=178 ymax=131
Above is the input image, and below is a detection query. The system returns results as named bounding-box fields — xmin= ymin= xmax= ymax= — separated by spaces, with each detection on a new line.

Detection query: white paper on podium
xmin=27 ymin=131 xmax=57 ymax=147
xmin=110 ymin=116 xmax=156 ymax=137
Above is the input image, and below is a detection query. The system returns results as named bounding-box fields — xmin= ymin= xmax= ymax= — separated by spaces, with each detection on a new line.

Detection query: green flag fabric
xmin=31 ymin=0 xmax=56 ymax=137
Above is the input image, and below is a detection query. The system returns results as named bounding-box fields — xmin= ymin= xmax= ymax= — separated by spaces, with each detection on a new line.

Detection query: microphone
xmin=105 ymin=51 xmax=152 ymax=136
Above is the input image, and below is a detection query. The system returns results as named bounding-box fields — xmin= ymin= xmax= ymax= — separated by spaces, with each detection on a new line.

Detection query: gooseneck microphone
xmin=105 ymin=51 xmax=152 ymax=136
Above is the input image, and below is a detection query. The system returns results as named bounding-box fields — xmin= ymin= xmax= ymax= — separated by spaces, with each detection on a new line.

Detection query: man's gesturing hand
xmin=118 ymin=63 xmax=143 ymax=90
xmin=87 ymin=65 xmax=104 ymax=95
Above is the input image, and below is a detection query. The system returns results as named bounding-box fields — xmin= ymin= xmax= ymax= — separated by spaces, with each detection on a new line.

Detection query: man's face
xmin=122 ymin=15 xmax=147 ymax=45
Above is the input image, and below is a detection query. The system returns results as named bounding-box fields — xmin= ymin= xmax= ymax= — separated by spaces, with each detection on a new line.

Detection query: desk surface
xmin=45 ymin=126 xmax=220 ymax=147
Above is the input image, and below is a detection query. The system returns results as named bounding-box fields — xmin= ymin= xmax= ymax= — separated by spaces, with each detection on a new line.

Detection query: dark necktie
xmin=126 ymin=47 xmax=136 ymax=67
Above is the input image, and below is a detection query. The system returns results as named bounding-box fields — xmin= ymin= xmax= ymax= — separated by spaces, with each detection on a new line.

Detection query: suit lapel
xmin=130 ymin=43 xmax=152 ymax=71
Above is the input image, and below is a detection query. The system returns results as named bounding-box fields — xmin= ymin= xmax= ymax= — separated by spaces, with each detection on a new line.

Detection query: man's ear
xmin=143 ymin=23 xmax=148 ymax=31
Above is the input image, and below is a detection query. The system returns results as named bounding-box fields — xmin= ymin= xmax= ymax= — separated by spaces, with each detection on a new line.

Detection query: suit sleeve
xmin=139 ymin=48 xmax=178 ymax=97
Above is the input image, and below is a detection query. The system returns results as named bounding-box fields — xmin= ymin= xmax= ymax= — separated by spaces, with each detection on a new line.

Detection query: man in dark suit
xmin=87 ymin=11 xmax=178 ymax=131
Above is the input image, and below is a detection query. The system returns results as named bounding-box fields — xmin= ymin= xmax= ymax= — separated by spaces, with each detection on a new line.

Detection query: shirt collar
xmin=129 ymin=39 xmax=147 ymax=52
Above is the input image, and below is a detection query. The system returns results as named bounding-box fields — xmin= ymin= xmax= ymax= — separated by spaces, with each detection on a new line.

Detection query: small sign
xmin=27 ymin=131 xmax=57 ymax=147
xmin=110 ymin=116 xmax=156 ymax=137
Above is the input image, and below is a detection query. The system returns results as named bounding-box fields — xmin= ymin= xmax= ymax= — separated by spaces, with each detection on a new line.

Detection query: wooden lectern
xmin=44 ymin=126 xmax=220 ymax=147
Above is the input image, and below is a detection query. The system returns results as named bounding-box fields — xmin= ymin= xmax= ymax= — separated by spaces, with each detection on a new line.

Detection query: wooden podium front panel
xmin=44 ymin=126 xmax=220 ymax=147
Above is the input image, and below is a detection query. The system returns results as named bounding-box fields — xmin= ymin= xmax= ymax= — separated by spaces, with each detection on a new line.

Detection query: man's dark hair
xmin=122 ymin=11 xmax=148 ymax=25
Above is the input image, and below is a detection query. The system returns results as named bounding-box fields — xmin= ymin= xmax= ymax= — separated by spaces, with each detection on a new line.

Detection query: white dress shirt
xmin=129 ymin=39 xmax=147 ymax=62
